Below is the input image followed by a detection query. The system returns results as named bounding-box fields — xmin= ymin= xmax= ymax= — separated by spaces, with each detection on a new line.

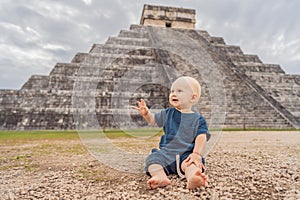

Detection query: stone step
xmin=225 ymin=115 xmax=290 ymax=123
xmin=0 ymin=90 xmax=21 ymax=107
xmin=277 ymin=93 xmax=299 ymax=102
xmin=223 ymin=122 xmax=293 ymax=128
xmin=49 ymin=63 xmax=80 ymax=76
xmin=49 ymin=76 xmax=76 ymax=90
xmin=99 ymin=65 xmax=162 ymax=82
xmin=89 ymin=48 xmax=155 ymax=58
xmin=50 ymin=62 xmax=149 ymax=77
xmin=283 ymin=74 xmax=300 ymax=85
xmin=92 ymin=108 xmax=212 ymax=115
xmin=216 ymin=45 xmax=244 ymax=55
xmin=49 ymin=67 xmax=165 ymax=90
xmin=19 ymin=95 xmax=72 ymax=109
xmin=102 ymin=64 xmax=159 ymax=76
xmin=258 ymin=84 xmax=300 ymax=91
xmin=250 ymin=74 xmax=300 ymax=85
xmin=0 ymin=90 xmax=72 ymax=108
xmin=7 ymin=107 xmax=292 ymax=129
xmin=49 ymin=76 xmax=117 ymax=91
xmin=0 ymin=109 xmax=74 ymax=130
xmin=241 ymin=63 xmax=285 ymax=74
xmin=269 ymin=94 xmax=300 ymax=103
xmin=194 ymin=30 xmax=228 ymax=48
xmin=1 ymin=89 xmax=75 ymax=97
xmin=89 ymin=44 xmax=104 ymax=53
xmin=191 ymin=30 xmax=226 ymax=45
xmin=209 ymin=36 xmax=226 ymax=45
xmin=89 ymin=44 xmax=153 ymax=54
xmin=106 ymin=36 xmax=151 ymax=47
xmin=49 ymin=76 xmax=121 ymax=91
xmin=193 ymin=30 xmax=246 ymax=57
xmin=118 ymin=29 xmax=149 ymax=39
xmin=284 ymin=102 xmax=300 ymax=110
xmin=21 ymin=75 xmax=49 ymax=90
xmin=71 ymin=52 xmax=155 ymax=64
xmin=285 ymin=106 xmax=300 ymax=113
xmin=191 ymin=29 xmax=244 ymax=55
xmin=229 ymin=54 xmax=262 ymax=64
xmin=225 ymin=119 xmax=290 ymax=126
xmin=249 ymin=76 xmax=288 ymax=86
xmin=291 ymin=111 xmax=300 ymax=116
xmin=129 ymin=24 xmax=145 ymax=31
xmin=71 ymin=53 xmax=89 ymax=63
xmin=195 ymin=30 xmax=211 ymax=42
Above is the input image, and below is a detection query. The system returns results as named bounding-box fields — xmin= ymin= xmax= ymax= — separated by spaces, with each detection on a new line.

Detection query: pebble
xmin=1 ymin=133 xmax=299 ymax=200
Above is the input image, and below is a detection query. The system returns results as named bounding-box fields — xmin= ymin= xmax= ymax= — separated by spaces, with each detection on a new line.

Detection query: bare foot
xmin=147 ymin=175 xmax=171 ymax=189
xmin=186 ymin=168 xmax=208 ymax=189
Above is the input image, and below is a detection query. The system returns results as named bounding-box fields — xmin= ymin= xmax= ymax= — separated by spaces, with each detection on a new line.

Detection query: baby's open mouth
xmin=172 ymin=98 xmax=178 ymax=102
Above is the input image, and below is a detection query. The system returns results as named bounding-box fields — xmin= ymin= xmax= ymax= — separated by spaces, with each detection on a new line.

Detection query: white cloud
xmin=79 ymin=23 xmax=91 ymax=31
xmin=0 ymin=44 xmax=50 ymax=63
xmin=82 ymin=0 xmax=93 ymax=6
xmin=0 ymin=22 xmax=23 ymax=33
xmin=42 ymin=43 xmax=70 ymax=51
xmin=291 ymin=53 xmax=300 ymax=61
xmin=24 ymin=1 xmax=79 ymax=20
xmin=24 ymin=27 xmax=41 ymax=42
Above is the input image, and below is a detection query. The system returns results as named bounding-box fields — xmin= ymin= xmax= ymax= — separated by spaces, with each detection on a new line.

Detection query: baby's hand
xmin=132 ymin=99 xmax=149 ymax=117
xmin=185 ymin=153 xmax=205 ymax=171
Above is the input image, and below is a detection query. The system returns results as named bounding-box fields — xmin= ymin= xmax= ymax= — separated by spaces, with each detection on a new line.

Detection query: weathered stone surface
xmin=140 ymin=4 xmax=196 ymax=29
xmin=0 ymin=4 xmax=299 ymax=130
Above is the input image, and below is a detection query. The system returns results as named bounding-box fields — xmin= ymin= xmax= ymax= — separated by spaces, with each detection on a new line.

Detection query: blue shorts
xmin=145 ymin=148 xmax=205 ymax=176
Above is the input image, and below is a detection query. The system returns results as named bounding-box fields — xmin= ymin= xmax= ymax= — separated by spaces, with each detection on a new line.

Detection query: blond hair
xmin=177 ymin=76 xmax=201 ymax=101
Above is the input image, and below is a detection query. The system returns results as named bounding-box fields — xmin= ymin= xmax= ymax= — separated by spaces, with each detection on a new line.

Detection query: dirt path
xmin=1 ymin=131 xmax=299 ymax=199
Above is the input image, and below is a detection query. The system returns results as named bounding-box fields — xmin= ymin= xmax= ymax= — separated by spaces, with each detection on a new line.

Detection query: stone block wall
xmin=140 ymin=4 xmax=195 ymax=29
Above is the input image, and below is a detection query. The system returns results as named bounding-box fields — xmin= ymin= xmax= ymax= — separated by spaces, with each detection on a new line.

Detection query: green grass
xmin=103 ymin=128 xmax=163 ymax=138
xmin=0 ymin=128 xmax=164 ymax=142
xmin=0 ymin=130 xmax=79 ymax=140
xmin=0 ymin=127 xmax=297 ymax=142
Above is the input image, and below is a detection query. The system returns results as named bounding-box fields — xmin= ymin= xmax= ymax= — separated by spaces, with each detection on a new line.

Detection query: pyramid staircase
xmin=0 ymin=8 xmax=299 ymax=130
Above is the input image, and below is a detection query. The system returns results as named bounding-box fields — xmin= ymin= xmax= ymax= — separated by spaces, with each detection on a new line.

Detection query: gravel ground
xmin=0 ymin=131 xmax=299 ymax=199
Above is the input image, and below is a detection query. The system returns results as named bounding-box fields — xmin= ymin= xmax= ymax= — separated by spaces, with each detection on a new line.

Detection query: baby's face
xmin=169 ymin=78 xmax=196 ymax=111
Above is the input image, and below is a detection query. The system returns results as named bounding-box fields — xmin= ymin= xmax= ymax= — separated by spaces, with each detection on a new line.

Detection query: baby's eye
xmin=177 ymin=89 xmax=182 ymax=93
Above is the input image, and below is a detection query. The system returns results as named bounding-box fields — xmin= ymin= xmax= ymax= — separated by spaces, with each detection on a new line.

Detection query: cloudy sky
xmin=0 ymin=0 xmax=299 ymax=89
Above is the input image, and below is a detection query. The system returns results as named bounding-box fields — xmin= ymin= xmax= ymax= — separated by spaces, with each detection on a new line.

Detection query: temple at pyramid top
xmin=140 ymin=4 xmax=196 ymax=29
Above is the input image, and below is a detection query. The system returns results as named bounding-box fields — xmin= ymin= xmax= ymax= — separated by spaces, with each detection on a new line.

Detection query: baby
xmin=133 ymin=76 xmax=210 ymax=189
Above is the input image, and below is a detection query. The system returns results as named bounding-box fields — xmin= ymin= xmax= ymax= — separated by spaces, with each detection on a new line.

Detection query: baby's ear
xmin=191 ymin=93 xmax=199 ymax=102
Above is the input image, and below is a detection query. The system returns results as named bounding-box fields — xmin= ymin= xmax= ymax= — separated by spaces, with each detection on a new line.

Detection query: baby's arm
xmin=185 ymin=134 xmax=207 ymax=169
xmin=193 ymin=134 xmax=206 ymax=157
xmin=132 ymin=99 xmax=157 ymax=126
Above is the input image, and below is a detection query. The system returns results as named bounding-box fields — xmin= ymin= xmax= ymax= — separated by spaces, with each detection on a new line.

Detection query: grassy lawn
xmin=0 ymin=127 xmax=298 ymax=143
xmin=0 ymin=129 xmax=163 ymax=173
xmin=0 ymin=130 xmax=79 ymax=140
xmin=0 ymin=128 xmax=164 ymax=146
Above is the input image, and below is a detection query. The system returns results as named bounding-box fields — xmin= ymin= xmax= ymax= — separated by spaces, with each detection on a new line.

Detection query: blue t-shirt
xmin=155 ymin=108 xmax=210 ymax=156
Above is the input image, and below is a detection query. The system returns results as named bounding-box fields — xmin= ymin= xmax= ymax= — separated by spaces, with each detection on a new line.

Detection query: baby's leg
xmin=181 ymin=161 xmax=208 ymax=189
xmin=147 ymin=164 xmax=171 ymax=189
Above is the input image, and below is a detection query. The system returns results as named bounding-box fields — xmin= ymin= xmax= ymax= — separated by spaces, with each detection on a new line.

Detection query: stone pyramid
xmin=0 ymin=4 xmax=299 ymax=130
